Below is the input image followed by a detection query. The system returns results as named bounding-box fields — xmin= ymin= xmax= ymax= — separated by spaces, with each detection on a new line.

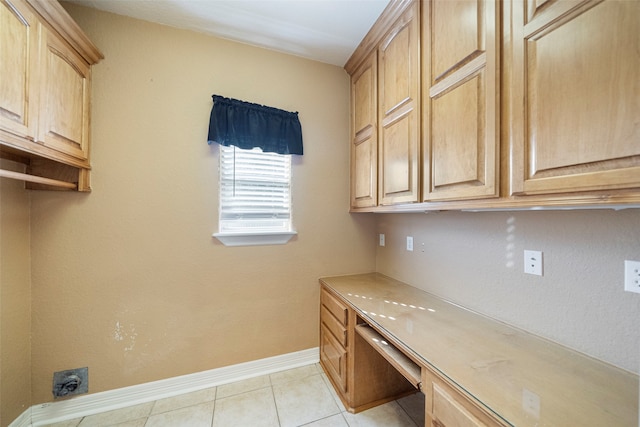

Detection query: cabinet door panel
xmin=39 ymin=28 xmax=91 ymax=162
xmin=423 ymin=0 xmax=499 ymax=201
xmin=378 ymin=1 xmax=420 ymax=205
xmin=321 ymin=287 xmax=348 ymax=326
xmin=320 ymin=325 xmax=347 ymax=393
xmin=432 ymin=383 xmax=487 ymax=427
xmin=431 ymin=0 xmax=482 ymax=81
xmin=353 ymin=136 xmax=376 ymax=203
xmin=321 ymin=305 xmax=348 ymax=347
xmin=381 ymin=111 xmax=417 ymax=200
xmin=0 ymin=0 xmax=39 ymax=140
xmin=351 ymin=52 xmax=378 ymax=208
xmin=380 ymin=25 xmax=411 ymax=115
xmin=510 ymin=0 xmax=640 ymax=195
xmin=432 ymin=72 xmax=485 ymax=190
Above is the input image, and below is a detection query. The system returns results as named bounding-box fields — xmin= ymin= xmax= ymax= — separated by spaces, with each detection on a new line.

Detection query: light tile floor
xmin=44 ymin=364 xmax=425 ymax=427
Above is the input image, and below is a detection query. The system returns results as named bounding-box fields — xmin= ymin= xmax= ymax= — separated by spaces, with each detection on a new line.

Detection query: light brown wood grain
xmin=422 ymin=0 xmax=499 ymax=202
xmin=0 ymin=0 xmax=102 ymax=191
xmin=320 ymin=284 xmax=417 ymax=414
xmin=0 ymin=0 xmax=40 ymax=140
xmin=38 ymin=27 xmax=91 ymax=161
xmin=321 ymin=273 xmax=638 ymax=427
xmin=348 ymin=0 xmax=640 ymax=211
xmin=351 ymin=52 xmax=378 ymax=208
xmin=509 ymin=0 xmax=640 ymax=196
xmin=378 ymin=0 xmax=420 ymax=205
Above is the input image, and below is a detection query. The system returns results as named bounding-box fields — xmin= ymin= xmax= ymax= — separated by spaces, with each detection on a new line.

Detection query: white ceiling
xmin=65 ymin=0 xmax=390 ymax=66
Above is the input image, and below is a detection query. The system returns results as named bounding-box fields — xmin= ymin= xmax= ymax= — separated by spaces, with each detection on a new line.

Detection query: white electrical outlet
xmin=524 ymin=250 xmax=543 ymax=276
xmin=624 ymin=260 xmax=640 ymax=294
xmin=406 ymin=236 xmax=413 ymax=251
xmin=379 ymin=234 xmax=385 ymax=247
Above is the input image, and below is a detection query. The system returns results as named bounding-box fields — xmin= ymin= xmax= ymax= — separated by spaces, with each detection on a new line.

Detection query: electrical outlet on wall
xmin=406 ymin=236 xmax=413 ymax=251
xmin=624 ymin=260 xmax=640 ymax=294
xmin=524 ymin=250 xmax=543 ymax=276
xmin=379 ymin=234 xmax=385 ymax=246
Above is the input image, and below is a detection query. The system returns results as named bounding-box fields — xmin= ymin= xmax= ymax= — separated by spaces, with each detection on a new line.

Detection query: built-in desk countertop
xmin=320 ymin=273 xmax=638 ymax=427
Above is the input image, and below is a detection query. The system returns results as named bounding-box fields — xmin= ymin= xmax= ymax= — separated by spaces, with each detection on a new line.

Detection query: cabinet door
xmin=378 ymin=1 xmax=420 ymax=205
xmin=431 ymin=382 xmax=487 ymax=427
xmin=0 ymin=0 xmax=40 ymax=141
xmin=320 ymin=287 xmax=349 ymax=397
xmin=351 ymin=51 xmax=378 ymax=209
xmin=38 ymin=27 xmax=91 ymax=163
xmin=424 ymin=370 xmax=505 ymax=427
xmin=422 ymin=0 xmax=499 ymax=201
xmin=509 ymin=0 xmax=640 ymax=196
xmin=320 ymin=324 xmax=348 ymax=394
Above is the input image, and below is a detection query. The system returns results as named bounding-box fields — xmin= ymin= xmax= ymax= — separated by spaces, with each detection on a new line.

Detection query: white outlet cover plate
xmin=624 ymin=260 xmax=640 ymax=294
xmin=379 ymin=234 xmax=385 ymax=247
xmin=406 ymin=236 xmax=413 ymax=251
xmin=524 ymin=250 xmax=543 ymax=276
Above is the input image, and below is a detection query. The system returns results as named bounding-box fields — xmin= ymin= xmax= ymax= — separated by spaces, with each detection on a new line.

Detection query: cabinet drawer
xmin=432 ymin=382 xmax=488 ymax=427
xmin=321 ymin=305 xmax=348 ymax=347
xmin=320 ymin=324 xmax=347 ymax=393
xmin=321 ymin=288 xmax=348 ymax=326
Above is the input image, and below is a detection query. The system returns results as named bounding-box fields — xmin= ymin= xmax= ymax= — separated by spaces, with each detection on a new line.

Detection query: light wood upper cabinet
xmin=0 ymin=0 xmax=40 ymax=142
xmin=422 ymin=0 xmax=500 ymax=201
xmin=350 ymin=51 xmax=378 ymax=209
xmin=38 ymin=26 xmax=92 ymax=162
xmin=0 ymin=0 xmax=102 ymax=191
xmin=347 ymin=0 xmax=640 ymax=211
xmin=378 ymin=0 xmax=420 ymax=205
xmin=509 ymin=0 xmax=640 ymax=196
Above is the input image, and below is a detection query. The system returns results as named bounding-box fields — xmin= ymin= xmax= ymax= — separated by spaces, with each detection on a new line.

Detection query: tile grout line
xmin=269 ymin=371 xmax=284 ymax=427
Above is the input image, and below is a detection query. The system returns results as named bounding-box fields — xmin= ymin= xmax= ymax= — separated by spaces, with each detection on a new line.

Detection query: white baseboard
xmin=23 ymin=347 xmax=318 ymax=426
xmin=8 ymin=407 xmax=31 ymax=427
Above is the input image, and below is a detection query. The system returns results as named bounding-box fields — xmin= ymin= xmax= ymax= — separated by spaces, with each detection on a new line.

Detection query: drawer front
xmin=432 ymin=382 xmax=487 ymax=427
xmin=320 ymin=324 xmax=347 ymax=393
xmin=321 ymin=287 xmax=348 ymax=326
xmin=321 ymin=305 xmax=348 ymax=347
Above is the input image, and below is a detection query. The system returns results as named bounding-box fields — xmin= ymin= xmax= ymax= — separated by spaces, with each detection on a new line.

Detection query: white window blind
xmin=219 ymin=145 xmax=292 ymax=233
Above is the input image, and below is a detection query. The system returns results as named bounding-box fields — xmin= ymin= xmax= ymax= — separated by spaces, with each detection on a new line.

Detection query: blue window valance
xmin=207 ymin=95 xmax=303 ymax=155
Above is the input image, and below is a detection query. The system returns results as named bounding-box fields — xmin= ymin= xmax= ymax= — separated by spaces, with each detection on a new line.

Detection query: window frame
xmin=212 ymin=145 xmax=297 ymax=246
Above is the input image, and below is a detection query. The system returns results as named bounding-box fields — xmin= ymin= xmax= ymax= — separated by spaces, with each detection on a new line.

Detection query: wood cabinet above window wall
xmin=346 ymin=0 xmax=640 ymax=212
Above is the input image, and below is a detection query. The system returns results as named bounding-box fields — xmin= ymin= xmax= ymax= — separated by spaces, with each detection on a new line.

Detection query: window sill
xmin=213 ymin=231 xmax=297 ymax=247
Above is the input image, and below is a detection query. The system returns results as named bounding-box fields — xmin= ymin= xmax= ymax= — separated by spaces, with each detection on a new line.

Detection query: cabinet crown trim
xmin=27 ymin=0 xmax=104 ymax=64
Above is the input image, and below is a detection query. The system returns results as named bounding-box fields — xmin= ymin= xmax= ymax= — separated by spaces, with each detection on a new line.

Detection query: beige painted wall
xmin=0 ymin=160 xmax=32 ymax=426
xmin=376 ymin=210 xmax=640 ymax=373
xmin=28 ymin=5 xmax=375 ymax=404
